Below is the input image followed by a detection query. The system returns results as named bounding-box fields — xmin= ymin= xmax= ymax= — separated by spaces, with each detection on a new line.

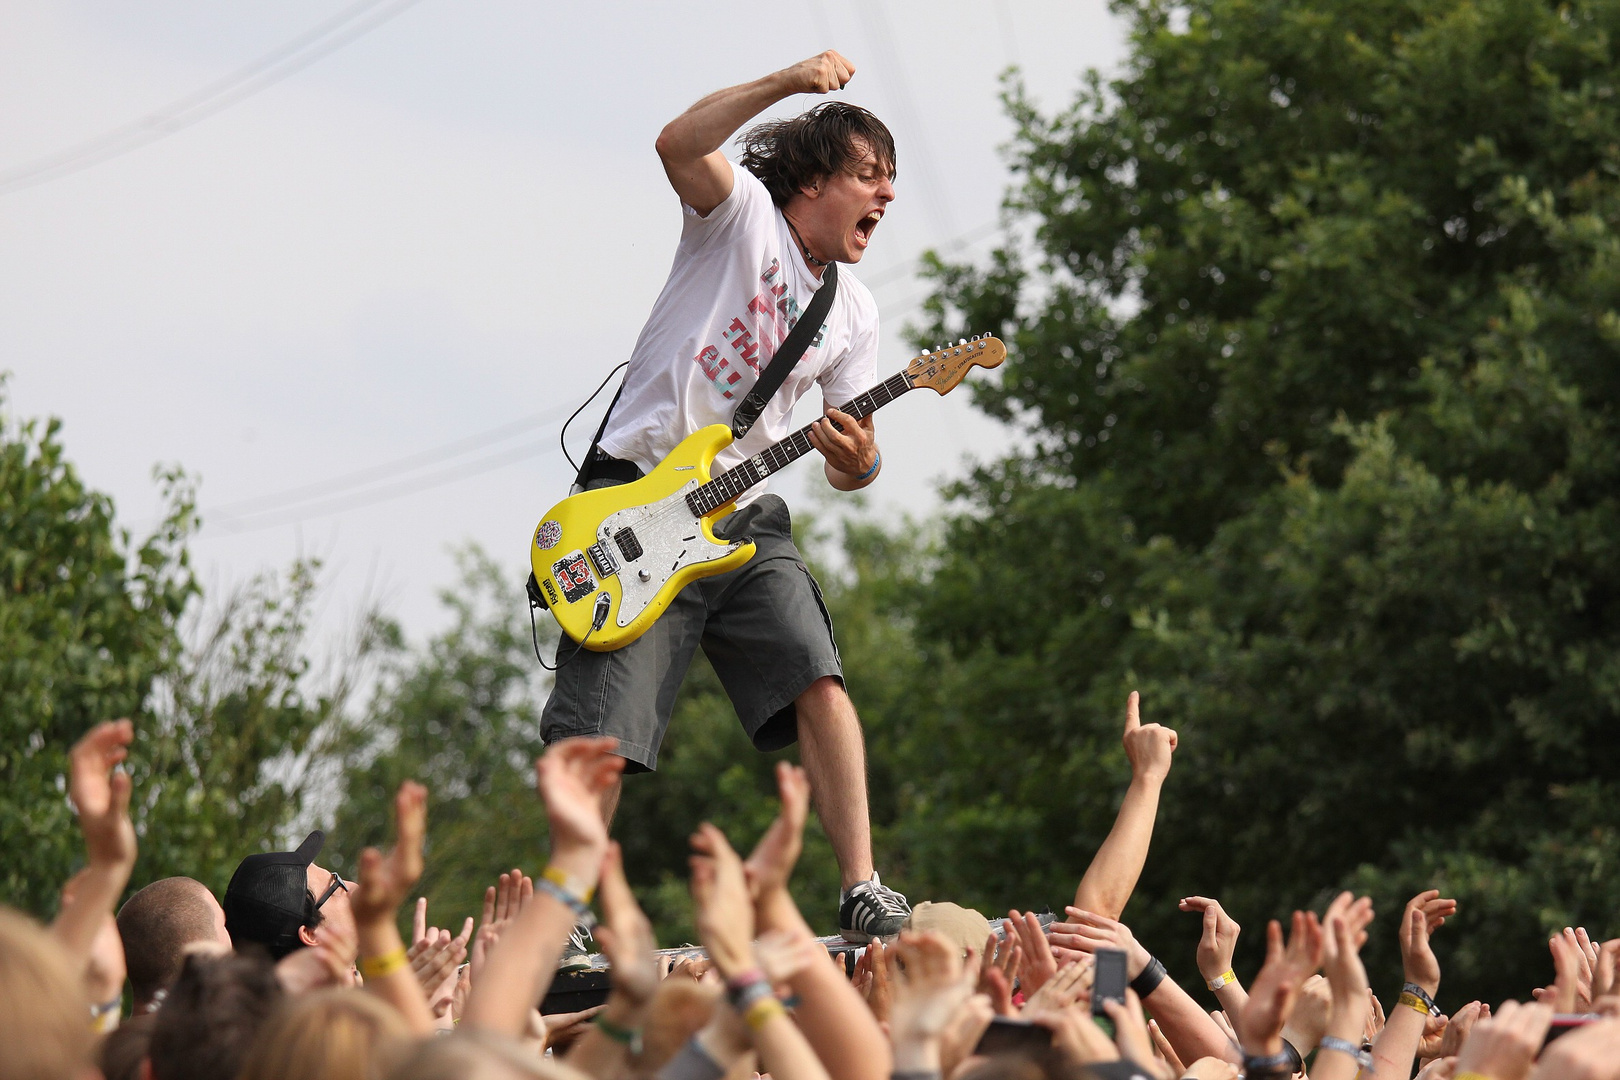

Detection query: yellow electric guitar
xmin=529 ymin=334 xmax=1006 ymax=651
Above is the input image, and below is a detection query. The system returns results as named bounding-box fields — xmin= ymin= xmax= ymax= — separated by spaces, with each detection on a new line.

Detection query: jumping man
xmin=540 ymin=50 xmax=907 ymax=955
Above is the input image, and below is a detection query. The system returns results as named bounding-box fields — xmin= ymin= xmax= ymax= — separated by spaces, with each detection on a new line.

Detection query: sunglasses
xmin=313 ymin=871 xmax=349 ymax=910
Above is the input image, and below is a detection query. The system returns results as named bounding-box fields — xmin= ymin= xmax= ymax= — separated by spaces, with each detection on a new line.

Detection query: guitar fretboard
xmin=686 ymin=370 xmax=915 ymax=517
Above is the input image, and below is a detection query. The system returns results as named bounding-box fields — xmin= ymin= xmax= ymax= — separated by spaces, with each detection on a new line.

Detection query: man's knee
xmin=795 ymin=675 xmax=848 ymax=715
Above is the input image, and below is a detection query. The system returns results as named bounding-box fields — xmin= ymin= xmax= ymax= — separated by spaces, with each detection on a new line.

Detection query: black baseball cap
xmin=223 ymin=830 xmax=324 ymax=960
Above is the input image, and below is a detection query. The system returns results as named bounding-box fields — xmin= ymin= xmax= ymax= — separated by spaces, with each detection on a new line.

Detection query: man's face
xmin=790 ymin=140 xmax=895 ymax=265
xmin=303 ymin=863 xmax=357 ymax=963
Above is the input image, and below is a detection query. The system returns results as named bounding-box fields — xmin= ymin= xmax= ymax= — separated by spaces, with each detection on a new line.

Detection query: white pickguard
xmin=598 ymin=483 xmax=746 ymax=629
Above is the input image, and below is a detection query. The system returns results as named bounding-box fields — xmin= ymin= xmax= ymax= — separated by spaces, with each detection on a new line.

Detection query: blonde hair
xmin=389 ymin=1030 xmax=590 ymax=1080
xmin=0 ymin=904 xmax=94 ymax=1080
xmin=239 ymin=988 xmax=413 ymax=1080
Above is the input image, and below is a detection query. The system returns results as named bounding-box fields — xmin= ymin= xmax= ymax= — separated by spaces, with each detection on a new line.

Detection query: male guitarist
xmin=540 ymin=50 xmax=909 ymax=953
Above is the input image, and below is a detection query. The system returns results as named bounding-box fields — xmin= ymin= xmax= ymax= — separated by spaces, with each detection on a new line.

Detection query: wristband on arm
xmin=1399 ymin=981 xmax=1438 ymax=1016
xmin=1129 ymin=956 xmax=1169 ymax=998
xmin=1319 ymin=1035 xmax=1373 ymax=1070
xmin=1205 ymin=969 xmax=1238 ymax=990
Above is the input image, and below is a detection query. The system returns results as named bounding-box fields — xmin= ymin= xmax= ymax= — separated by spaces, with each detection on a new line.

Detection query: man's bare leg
xmin=794 ymin=675 xmax=875 ymax=890
xmin=599 ymin=777 xmax=622 ymax=829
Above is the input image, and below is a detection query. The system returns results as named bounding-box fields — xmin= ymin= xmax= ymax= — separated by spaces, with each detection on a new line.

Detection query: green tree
xmin=0 ymin=402 xmax=194 ymax=914
xmin=0 ymin=390 xmax=377 ymax=915
xmin=908 ymin=0 xmax=1620 ymax=1004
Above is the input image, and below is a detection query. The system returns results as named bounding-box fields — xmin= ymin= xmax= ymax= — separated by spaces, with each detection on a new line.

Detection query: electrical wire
xmin=0 ymin=0 xmax=429 ymax=195
xmin=209 ymin=402 xmax=577 ymax=519
xmin=204 ymin=434 xmax=562 ymax=535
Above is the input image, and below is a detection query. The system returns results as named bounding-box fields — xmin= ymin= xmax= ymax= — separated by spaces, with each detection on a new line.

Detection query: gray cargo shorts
xmin=539 ymin=484 xmax=843 ymax=773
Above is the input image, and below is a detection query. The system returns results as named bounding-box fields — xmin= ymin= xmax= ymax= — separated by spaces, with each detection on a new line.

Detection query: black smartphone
xmin=975 ymin=1016 xmax=1053 ymax=1055
xmin=1544 ymin=1014 xmax=1599 ymax=1047
xmin=1093 ymin=947 xmax=1129 ymax=1017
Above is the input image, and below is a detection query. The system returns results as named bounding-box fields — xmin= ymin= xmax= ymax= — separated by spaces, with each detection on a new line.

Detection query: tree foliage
xmin=0 ymin=389 xmax=375 ymax=914
xmin=906 ymin=0 xmax=1620 ymax=1004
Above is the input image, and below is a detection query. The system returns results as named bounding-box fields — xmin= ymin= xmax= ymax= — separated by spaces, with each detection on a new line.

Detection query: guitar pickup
xmin=588 ymin=542 xmax=619 ymax=578
xmin=614 ymin=527 xmax=643 ymax=562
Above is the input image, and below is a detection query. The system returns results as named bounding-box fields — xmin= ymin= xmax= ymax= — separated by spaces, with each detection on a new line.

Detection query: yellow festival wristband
xmin=744 ymin=996 xmax=786 ymax=1032
xmin=542 ymin=864 xmax=596 ymax=905
xmin=359 ymin=946 xmax=409 ymax=980
xmin=1207 ymin=969 xmax=1238 ymax=991
xmin=1398 ymin=991 xmax=1433 ymax=1016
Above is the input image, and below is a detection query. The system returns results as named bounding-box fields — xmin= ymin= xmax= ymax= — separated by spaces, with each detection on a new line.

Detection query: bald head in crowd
xmin=116 ymin=877 xmax=232 ymax=1012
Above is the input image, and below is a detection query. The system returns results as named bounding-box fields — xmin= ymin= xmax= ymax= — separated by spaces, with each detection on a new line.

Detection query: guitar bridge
xmin=588 ymin=542 xmax=619 ymax=579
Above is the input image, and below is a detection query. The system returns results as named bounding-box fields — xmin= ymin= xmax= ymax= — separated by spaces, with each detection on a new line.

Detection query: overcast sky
xmin=1 ymin=0 xmax=1125 ymax=646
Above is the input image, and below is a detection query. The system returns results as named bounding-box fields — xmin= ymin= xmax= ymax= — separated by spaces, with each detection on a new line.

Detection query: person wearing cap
xmin=223 ymin=830 xmax=356 ymax=966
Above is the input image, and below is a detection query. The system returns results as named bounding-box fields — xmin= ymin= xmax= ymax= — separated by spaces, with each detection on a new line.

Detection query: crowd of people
xmin=6 ymin=697 xmax=1620 ymax=1080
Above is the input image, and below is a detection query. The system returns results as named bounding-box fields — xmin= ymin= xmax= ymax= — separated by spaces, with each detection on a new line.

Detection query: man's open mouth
xmin=855 ymin=209 xmax=883 ymax=243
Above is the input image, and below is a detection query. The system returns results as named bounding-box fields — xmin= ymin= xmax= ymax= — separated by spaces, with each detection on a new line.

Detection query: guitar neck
xmin=686 ymin=370 xmax=914 ymax=516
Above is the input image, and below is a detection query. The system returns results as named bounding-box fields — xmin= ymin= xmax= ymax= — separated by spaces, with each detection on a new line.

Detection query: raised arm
xmin=745 ymin=762 xmax=891 ymax=1080
xmin=1072 ymin=692 xmax=1176 ymax=920
xmin=349 ymin=780 xmax=438 ymax=1035
xmin=1367 ymin=890 xmax=1456 ymax=1080
xmin=655 ymin=51 xmax=855 ymax=216
xmin=462 ymin=736 xmax=624 ymax=1036
xmin=51 ymin=719 xmax=137 ymax=976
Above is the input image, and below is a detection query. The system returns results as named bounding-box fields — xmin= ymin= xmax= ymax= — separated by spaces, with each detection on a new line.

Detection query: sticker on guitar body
xmin=551 ymin=551 xmax=597 ymax=604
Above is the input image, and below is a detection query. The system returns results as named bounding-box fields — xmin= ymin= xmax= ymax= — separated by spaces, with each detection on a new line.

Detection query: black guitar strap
xmin=731 ymin=260 xmax=837 ymax=440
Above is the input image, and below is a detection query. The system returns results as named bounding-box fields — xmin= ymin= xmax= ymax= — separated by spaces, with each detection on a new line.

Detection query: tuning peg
xmin=921 ymin=347 xmax=931 ymax=355
xmin=958 ymin=337 xmax=967 ymax=346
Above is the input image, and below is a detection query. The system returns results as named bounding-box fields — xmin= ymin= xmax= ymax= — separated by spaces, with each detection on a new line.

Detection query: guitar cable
xmin=527 ymin=580 xmax=611 ymax=672
xmin=529 ymin=361 xmax=628 ymax=673
xmin=559 ymin=361 xmax=630 ymax=474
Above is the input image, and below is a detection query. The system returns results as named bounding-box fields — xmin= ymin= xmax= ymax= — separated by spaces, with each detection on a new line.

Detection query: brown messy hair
xmin=737 ymin=102 xmax=896 ymax=207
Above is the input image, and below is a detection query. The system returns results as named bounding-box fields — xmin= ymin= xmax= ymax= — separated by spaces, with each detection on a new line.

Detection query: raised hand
xmin=689 ymin=822 xmax=754 ymax=978
xmin=1238 ymin=911 xmax=1324 ymax=1057
xmin=1400 ymin=890 xmax=1457 ymax=997
xmin=1102 ymin=991 xmax=1173 ymax=1079
xmin=778 ymin=50 xmax=855 ymax=96
xmin=1023 ymin=954 xmax=1094 ymax=1017
xmin=593 ymin=842 xmax=660 ymax=1007
xmin=1548 ymin=928 xmax=1595 ymax=1013
xmin=1034 ymin=1004 xmax=1120 ymax=1067
xmin=1595 ymin=939 xmax=1620 ymax=1000
xmin=744 ymin=762 xmax=811 ymax=906
xmin=1008 ymin=909 xmax=1059 ymax=994
xmin=854 ymin=937 xmax=894 ymax=1023
xmin=1433 ymin=1001 xmax=1487 ymax=1062
xmin=68 ymin=719 xmax=136 ymax=870
xmin=1528 ymin=1016 xmax=1620 ymax=1080
xmin=1179 ymin=896 xmax=1241 ymax=987
xmin=887 ymin=930 xmax=972 ymax=1072
xmin=1451 ymin=1000 xmax=1551 ymax=1080
xmin=536 ymin=736 xmax=623 ymax=877
xmin=1048 ymin=907 xmax=1153 ymax=978
xmin=350 ymin=781 xmax=427 ymax=926
xmin=1121 ymin=691 xmax=1177 ymax=786
xmin=979 ymin=930 xmax=1019 ymax=1016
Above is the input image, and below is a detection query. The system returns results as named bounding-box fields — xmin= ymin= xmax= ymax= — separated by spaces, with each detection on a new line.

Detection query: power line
xmin=204 ymin=435 xmax=563 ymax=536
xmin=0 ymin=0 xmax=429 ymax=195
xmin=210 ymin=402 xmax=578 ymax=518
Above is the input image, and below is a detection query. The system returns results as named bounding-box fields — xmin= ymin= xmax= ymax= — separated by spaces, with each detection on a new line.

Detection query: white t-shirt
xmin=598 ymin=159 xmax=879 ymax=507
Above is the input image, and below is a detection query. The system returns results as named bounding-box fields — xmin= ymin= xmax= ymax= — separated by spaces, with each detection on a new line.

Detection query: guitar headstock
xmin=904 ymin=334 xmax=1006 ymax=395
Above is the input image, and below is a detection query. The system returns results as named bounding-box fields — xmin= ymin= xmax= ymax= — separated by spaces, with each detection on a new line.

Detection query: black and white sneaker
xmin=838 ymin=873 xmax=910 ymax=943
xmin=557 ymin=923 xmax=595 ymax=973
